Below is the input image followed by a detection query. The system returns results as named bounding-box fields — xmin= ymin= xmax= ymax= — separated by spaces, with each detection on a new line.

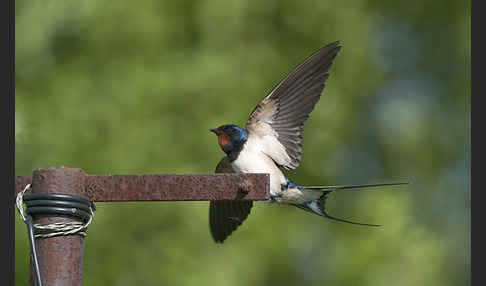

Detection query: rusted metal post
xmin=16 ymin=167 xmax=270 ymax=285
xmin=29 ymin=166 xmax=87 ymax=286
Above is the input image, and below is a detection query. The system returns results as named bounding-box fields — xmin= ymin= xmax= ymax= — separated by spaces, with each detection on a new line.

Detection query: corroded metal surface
xmin=16 ymin=173 xmax=270 ymax=202
xmin=29 ymin=166 xmax=86 ymax=286
xmin=15 ymin=176 xmax=32 ymax=194
xmin=18 ymin=166 xmax=269 ymax=286
xmin=85 ymin=173 xmax=269 ymax=202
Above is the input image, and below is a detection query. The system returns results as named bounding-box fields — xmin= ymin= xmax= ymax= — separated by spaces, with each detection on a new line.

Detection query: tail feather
xmin=293 ymin=181 xmax=408 ymax=226
xmin=292 ymin=193 xmax=380 ymax=227
xmin=301 ymin=182 xmax=409 ymax=191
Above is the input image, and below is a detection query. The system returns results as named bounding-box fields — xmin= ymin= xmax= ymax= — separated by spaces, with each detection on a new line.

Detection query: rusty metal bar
xmin=16 ymin=173 xmax=270 ymax=202
xmin=18 ymin=166 xmax=269 ymax=286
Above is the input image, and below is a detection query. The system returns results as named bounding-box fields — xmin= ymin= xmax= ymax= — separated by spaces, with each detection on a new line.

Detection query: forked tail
xmin=294 ymin=182 xmax=408 ymax=226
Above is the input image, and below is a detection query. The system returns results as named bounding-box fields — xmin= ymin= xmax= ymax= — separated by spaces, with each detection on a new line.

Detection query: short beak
xmin=209 ymin=128 xmax=218 ymax=134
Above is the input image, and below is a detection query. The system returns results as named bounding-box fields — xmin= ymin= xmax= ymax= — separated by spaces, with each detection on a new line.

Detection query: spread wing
xmin=209 ymin=157 xmax=253 ymax=243
xmin=246 ymin=41 xmax=342 ymax=169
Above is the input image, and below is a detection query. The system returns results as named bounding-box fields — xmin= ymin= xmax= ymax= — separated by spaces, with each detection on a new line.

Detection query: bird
xmin=209 ymin=41 xmax=407 ymax=243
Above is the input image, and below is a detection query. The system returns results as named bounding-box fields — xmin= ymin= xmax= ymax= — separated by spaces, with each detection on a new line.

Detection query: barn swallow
xmin=209 ymin=41 xmax=407 ymax=243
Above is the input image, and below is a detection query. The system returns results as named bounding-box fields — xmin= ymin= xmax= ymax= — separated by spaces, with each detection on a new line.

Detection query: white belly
xmin=231 ymin=137 xmax=287 ymax=196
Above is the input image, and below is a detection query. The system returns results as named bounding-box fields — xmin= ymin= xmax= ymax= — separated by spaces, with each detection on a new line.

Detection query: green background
xmin=15 ymin=0 xmax=470 ymax=285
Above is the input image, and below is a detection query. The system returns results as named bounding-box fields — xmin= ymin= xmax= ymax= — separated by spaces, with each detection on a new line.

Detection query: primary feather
xmin=246 ymin=41 xmax=342 ymax=169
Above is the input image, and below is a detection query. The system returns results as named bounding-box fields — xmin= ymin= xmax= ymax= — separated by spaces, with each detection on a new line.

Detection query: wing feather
xmin=209 ymin=157 xmax=253 ymax=243
xmin=246 ymin=41 xmax=341 ymax=169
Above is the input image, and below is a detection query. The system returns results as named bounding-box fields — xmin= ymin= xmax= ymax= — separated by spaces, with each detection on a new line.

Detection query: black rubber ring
xmin=25 ymin=200 xmax=92 ymax=214
xmin=26 ymin=206 xmax=92 ymax=222
xmin=23 ymin=193 xmax=96 ymax=210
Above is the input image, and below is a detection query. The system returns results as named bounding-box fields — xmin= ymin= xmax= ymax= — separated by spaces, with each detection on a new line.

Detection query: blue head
xmin=210 ymin=124 xmax=248 ymax=155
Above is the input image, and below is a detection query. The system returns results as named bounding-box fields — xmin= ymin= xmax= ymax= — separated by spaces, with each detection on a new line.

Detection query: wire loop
xmin=16 ymin=184 xmax=96 ymax=286
xmin=16 ymin=184 xmax=95 ymax=238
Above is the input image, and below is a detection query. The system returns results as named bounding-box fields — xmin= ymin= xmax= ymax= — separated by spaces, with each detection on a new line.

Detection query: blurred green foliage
xmin=15 ymin=0 xmax=470 ymax=285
